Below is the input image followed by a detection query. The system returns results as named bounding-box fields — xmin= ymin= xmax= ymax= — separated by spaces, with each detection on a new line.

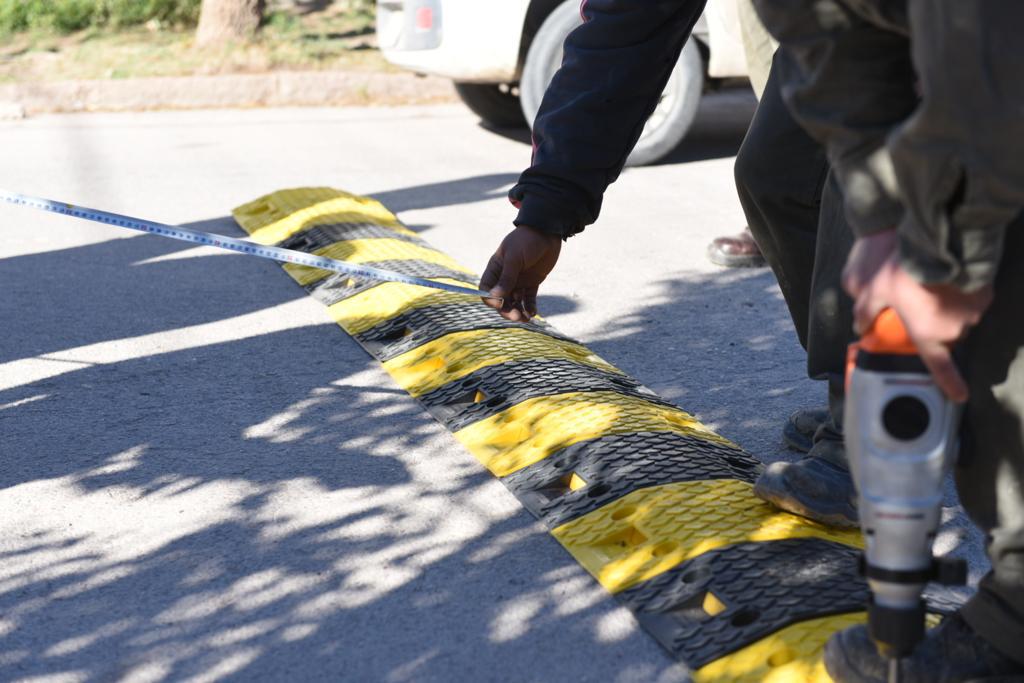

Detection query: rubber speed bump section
xmin=234 ymin=187 xmax=404 ymax=245
xmin=283 ymin=239 xmax=471 ymax=288
xmin=551 ymin=478 xmax=862 ymax=593
xmin=502 ymin=431 xmax=761 ymax=528
xmin=354 ymin=303 xmax=577 ymax=361
xmin=694 ymin=612 xmax=866 ymax=683
xmin=617 ymin=539 xmax=865 ymax=668
xmin=453 ymin=391 xmax=734 ymax=478
xmin=278 ymin=222 xmax=425 ymax=251
xmin=382 ymin=328 xmax=619 ymax=397
xmin=327 ymin=278 xmax=489 ymax=336
xmin=232 ymin=188 xmax=899 ymax=677
xmin=418 ymin=358 xmax=676 ymax=431
xmin=310 ymin=263 xmax=478 ymax=307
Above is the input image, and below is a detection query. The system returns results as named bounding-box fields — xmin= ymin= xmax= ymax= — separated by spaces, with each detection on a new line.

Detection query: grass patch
xmin=0 ymin=0 xmax=201 ymax=34
xmin=0 ymin=0 xmax=390 ymax=83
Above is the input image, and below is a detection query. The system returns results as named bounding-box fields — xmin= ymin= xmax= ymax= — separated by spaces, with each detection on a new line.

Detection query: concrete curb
xmin=0 ymin=70 xmax=457 ymax=115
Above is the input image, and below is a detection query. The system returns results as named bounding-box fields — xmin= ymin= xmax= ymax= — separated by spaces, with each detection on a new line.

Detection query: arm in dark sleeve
xmin=889 ymin=1 xmax=1024 ymax=291
xmin=509 ymin=0 xmax=707 ymax=239
xmin=752 ymin=0 xmax=918 ymax=236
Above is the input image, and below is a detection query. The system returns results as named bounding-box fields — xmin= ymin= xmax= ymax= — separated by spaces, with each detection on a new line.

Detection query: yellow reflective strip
xmin=233 ymin=187 xmax=405 ymax=244
xmin=552 ymin=479 xmax=862 ymax=593
xmin=282 ymin=239 xmax=472 ymax=287
xmin=382 ymin=328 xmax=620 ymax=397
xmin=453 ymin=391 xmax=733 ymax=478
xmin=328 ymin=278 xmax=481 ymax=335
xmin=694 ymin=612 xmax=865 ymax=683
xmin=698 ymin=613 xmax=939 ymax=682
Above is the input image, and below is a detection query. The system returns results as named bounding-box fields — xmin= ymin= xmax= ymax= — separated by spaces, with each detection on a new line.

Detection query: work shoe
xmin=753 ymin=444 xmax=858 ymax=528
xmin=824 ymin=613 xmax=1024 ymax=682
xmin=707 ymin=228 xmax=766 ymax=268
xmin=782 ymin=407 xmax=830 ymax=453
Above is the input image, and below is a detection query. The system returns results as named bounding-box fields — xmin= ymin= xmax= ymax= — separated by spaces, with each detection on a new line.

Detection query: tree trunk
xmin=196 ymin=0 xmax=265 ymax=46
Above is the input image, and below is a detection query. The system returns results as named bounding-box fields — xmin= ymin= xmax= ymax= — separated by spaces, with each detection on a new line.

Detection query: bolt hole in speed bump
xmin=231 ymin=188 xmax=966 ymax=681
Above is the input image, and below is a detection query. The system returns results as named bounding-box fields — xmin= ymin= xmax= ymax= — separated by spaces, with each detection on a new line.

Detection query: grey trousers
xmin=735 ymin=56 xmax=1024 ymax=662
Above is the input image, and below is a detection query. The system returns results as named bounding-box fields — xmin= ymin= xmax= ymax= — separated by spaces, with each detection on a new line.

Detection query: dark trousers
xmin=734 ymin=54 xmax=855 ymax=457
xmin=736 ymin=56 xmax=1024 ymax=661
xmin=958 ymin=223 xmax=1024 ymax=659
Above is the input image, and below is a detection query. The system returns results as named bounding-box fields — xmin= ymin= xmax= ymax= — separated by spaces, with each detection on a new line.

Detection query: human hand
xmin=479 ymin=225 xmax=562 ymax=322
xmin=843 ymin=234 xmax=993 ymax=402
xmin=842 ymin=229 xmax=899 ymax=301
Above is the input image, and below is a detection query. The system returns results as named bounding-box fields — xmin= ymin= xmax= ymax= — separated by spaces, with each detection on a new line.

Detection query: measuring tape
xmin=0 ymin=190 xmax=498 ymax=300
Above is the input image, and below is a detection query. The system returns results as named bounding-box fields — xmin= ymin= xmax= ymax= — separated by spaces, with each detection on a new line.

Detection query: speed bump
xmin=353 ymin=302 xmax=576 ymax=360
xmin=232 ymin=188 xmax=965 ymax=679
xmin=502 ymin=431 xmax=760 ymax=528
xmin=311 ymin=262 xmax=477 ymax=306
xmin=418 ymin=358 xmax=677 ymax=431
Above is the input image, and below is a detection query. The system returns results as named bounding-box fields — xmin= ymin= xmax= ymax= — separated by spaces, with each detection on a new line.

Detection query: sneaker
xmin=824 ymin=613 xmax=1024 ymax=682
xmin=753 ymin=443 xmax=858 ymax=528
xmin=782 ymin=407 xmax=830 ymax=453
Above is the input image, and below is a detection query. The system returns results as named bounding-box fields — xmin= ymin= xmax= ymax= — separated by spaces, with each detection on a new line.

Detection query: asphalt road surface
xmin=0 ymin=93 xmax=985 ymax=682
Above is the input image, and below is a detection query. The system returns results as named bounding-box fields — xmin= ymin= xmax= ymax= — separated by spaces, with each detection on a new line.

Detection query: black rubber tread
xmin=277 ymin=223 xmax=427 ymax=251
xmin=617 ymin=538 xmax=968 ymax=669
xmin=417 ymin=357 xmax=673 ymax=431
xmin=502 ymin=431 xmax=763 ymax=529
xmin=305 ymin=260 xmax=479 ymax=306
xmin=354 ymin=303 xmax=578 ymax=361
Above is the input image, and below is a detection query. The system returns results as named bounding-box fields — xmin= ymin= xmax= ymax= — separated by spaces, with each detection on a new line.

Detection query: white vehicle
xmin=377 ymin=0 xmax=750 ymax=165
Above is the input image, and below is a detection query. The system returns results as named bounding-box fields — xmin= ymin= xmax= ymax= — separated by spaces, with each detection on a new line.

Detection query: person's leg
xmin=734 ymin=53 xmax=827 ymax=349
xmin=735 ymin=55 xmax=859 ymax=527
xmin=957 ymin=222 xmax=1024 ymax=662
xmin=804 ymin=169 xmax=857 ymax=454
xmin=707 ymin=0 xmax=777 ymax=270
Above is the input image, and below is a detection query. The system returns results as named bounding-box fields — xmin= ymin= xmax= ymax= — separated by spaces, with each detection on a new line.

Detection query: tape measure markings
xmin=0 ymin=190 xmax=493 ymax=300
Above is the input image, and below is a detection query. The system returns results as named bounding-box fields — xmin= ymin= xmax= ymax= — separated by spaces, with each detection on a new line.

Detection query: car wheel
xmin=454 ymin=82 xmax=528 ymax=128
xmin=519 ymin=0 xmax=705 ymax=166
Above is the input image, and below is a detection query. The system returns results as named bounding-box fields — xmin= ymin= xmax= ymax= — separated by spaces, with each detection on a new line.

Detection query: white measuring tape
xmin=0 ymin=190 xmax=497 ymax=300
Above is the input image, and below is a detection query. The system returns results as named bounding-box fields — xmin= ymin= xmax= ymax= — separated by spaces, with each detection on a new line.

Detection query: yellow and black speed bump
xmin=353 ymin=303 xmax=577 ymax=361
xmin=616 ymin=538 xmax=962 ymax=669
xmin=307 ymin=261 xmax=478 ymax=307
xmin=417 ymin=358 xmax=677 ymax=431
xmin=278 ymin=222 xmax=430 ymax=252
xmin=233 ymin=188 xmax=970 ymax=681
xmin=501 ymin=431 xmax=761 ymax=528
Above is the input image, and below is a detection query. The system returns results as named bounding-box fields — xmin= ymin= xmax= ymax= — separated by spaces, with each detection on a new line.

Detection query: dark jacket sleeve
xmin=509 ymin=0 xmax=707 ymax=239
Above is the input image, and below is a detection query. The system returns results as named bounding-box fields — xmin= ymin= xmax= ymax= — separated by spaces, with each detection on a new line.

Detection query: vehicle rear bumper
xmin=377 ymin=0 xmax=524 ymax=83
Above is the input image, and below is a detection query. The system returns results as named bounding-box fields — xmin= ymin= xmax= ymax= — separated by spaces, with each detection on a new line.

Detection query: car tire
xmin=520 ymin=0 xmax=705 ymax=166
xmin=454 ymin=82 xmax=528 ymax=128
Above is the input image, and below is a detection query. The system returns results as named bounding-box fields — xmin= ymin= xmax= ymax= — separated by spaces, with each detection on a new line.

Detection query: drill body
xmin=844 ymin=310 xmax=964 ymax=661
